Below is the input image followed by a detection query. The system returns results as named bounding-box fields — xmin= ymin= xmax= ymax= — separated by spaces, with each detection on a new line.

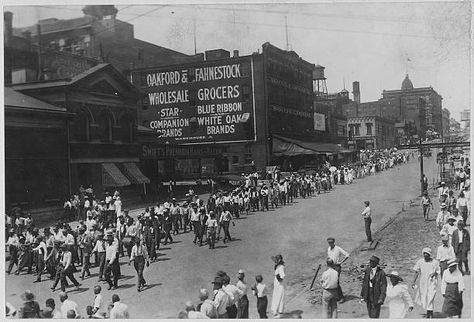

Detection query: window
xmin=98 ymin=112 xmax=113 ymax=142
xmin=366 ymin=123 xmax=373 ymax=135
xmin=71 ymin=111 xmax=90 ymax=141
xmin=355 ymin=124 xmax=360 ymax=136
xmin=232 ymin=156 xmax=239 ymax=164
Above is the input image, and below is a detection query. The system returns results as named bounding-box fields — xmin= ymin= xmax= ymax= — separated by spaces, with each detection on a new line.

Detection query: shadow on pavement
xmin=119 ymin=275 xmax=135 ymax=281
xmin=214 ymin=245 xmax=228 ymax=249
xmin=145 ymin=283 xmax=162 ymax=290
xmin=68 ymin=287 xmax=89 ymax=294
xmin=280 ymin=309 xmax=304 ymax=318
xmin=156 ymin=257 xmax=171 ymax=262
xmin=117 ymin=283 xmax=135 ymax=289
xmin=342 ymin=294 xmax=360 ymax=302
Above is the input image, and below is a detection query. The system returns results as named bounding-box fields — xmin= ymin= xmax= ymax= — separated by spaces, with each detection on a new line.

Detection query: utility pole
xmin=193 ymin=17 xmax=197 ymax=55
xmin=285 ymin=15 xmax=289 ymax=51
xmin=419 ymin=138 xmax=424 ymax=195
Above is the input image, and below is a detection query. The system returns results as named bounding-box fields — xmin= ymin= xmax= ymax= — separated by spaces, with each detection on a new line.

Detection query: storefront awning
xmin=102 ymin=163 xmax=131 ymax=187
xmin=273 ymin=137 xmax=319 ymax=156
xmin=121 ymin=163 xmax=150 ymax=184
xmin=273 ymin=134 xmax=356 ymax=154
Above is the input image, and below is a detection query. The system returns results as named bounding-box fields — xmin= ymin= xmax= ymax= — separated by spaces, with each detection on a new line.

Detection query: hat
xmin=271 ymin=254 xmax=283 ymax=263
xmin=212 ymin=277 xmax=224 ymax=285
xmin=447 ymin=216 xmax=456 ymax=222
xmin=440 ymin=203 xmax=447 ymax=209
xmin=185 ymin=301 xmax=194 ymax=310
xmin=387 ymin=271 xmax=403 ymax=281
xmin=238 ymin=269 xmax=245 ymax=274
xmin=327 ymin=237 xmax=335 ymax=242
xmin=447 ymin=259 xmax=457 ymax=268
xmin=441 ymin=181 xmax=445 ymax=185
xmin=441 ymin=234 xmax=449 ymax=241
xmin=369 ymin=255 xmax=380 ymax=264
xmin=21 ymin=290 xmax=35 ymax=301
xmin=106 ymin=234 xmax=114 ymax=240
xmin=40 ymin=307 xmax=53 ymax=318
xmin=422 ymin=247 xmax=432 ymax=256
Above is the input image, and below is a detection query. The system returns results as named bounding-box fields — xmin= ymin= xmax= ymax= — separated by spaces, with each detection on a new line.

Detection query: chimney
xmin=22 ymin=30 xmax=32 ymax=49
xmin=4 ymin=11 xmax=13 ymax=45
xmin=352 ymin=81 xmax=360 ymax=104
xmin=233 ymin=50 xmax=239 ymax=57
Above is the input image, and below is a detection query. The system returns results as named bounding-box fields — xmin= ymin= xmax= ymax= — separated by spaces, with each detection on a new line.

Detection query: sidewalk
xmin=285 ymin=190 xmax=471 ymax=319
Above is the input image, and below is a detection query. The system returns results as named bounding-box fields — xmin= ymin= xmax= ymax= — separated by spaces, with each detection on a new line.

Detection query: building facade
xmin=442 ymin=108 xmax=450 ymax=141
xmin=9 ymin=64 xmax=149 ymax=206
xmin=4 ymin=87 xmax=72 ymax=210
xmin=343 ymin=75 xmax=443 ymax=141
xmin=347 ymin=116 xmax=396 ymax=150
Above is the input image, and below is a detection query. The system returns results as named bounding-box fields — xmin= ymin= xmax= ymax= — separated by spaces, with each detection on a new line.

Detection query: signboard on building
xmin=42 ymin=52 xmax=97 ymax=79
xmin=313 ymin=112 xmax=326 ymax=131
xmin=131 ymin=57 xmax=256 ymax=145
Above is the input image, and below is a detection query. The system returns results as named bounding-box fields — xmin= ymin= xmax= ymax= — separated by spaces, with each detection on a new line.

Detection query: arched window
xmin=120 ymin=114 xmax=134 ymax=143
xmin=70 ymin=111 xmax=90 ymax=141
xmin=97 ymin=112 xmax=113 ymax=142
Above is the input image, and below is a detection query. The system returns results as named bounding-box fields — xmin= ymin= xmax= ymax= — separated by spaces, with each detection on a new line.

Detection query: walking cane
xmin=310 ymin=264 xmax=322 ymax=290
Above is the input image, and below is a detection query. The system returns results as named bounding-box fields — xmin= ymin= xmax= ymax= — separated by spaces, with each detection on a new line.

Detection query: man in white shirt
xmin=252 ymin=274 xmax=268 ymax=318
xmin=236 ymin=269 xmax=249 ymax=318
xmin=6 ymin=229 xmax=19 ymax=274
xmin=212 ymin=277 xmax=231 ymax=318
xmin=222 ymin=274 xmax=242 ymax=318
xmin=104 ymin=235 xmax=119 ymax=290
xmin=32 ymin=236 xmax=47 ymax=282
xmin=327 ymin=237 xmax=349 ymax=303
xmin=320 ymin=258 xmax=339 ymax=318
xmin=198 ymin=289 xmax=217 ymax=318
xmin=185 ymin=301 xmax=209 ymax=319
xmin=109 ymin=294 xmax=129 ymax=318
xmin=361 ymin=201 xmax=372 ymax=242
xmin=129 ymin=238 xmax=149 ymax=292
xmin=59 ymin=244 xmax=80 ymax=291
xmin=92 ymin=285 xmax=105 ymax=318
xmin=436 ymin=234 xmax=455 ymax=278
xmin=59 ymin=292 xmax=79 ymax=318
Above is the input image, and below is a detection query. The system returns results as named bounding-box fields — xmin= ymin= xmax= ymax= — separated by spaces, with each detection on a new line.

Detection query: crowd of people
xmin=5 ymin=149 xmax=437 ymax=319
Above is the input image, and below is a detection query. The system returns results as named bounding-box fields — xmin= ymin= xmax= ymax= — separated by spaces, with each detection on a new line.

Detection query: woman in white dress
xmin=271 ymin=254 xmax=285 ymax=318
xmin=411 ymin=247 xmax=440 ymax=318
xmin=385 ymin=271 xmax=414 ymax=318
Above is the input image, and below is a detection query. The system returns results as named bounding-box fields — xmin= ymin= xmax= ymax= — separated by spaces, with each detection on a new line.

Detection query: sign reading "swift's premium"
xmin=131 ymin=57 xmax=256 ymax=145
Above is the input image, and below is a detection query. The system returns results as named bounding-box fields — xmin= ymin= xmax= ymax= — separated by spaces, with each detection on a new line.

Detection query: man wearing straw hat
xmin=436 ymin=234 xmax=456 ymax=278
xmin=360 ymin=255 xmax=387 ymax=318
xmin=385 ymin=271 xmax=413 ymax=318
xmin=436 ymin=203 xmax=450 ymax=231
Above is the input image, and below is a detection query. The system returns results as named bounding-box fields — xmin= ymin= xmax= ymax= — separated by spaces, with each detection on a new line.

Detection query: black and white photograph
xmin=2 ymin=0 xmax=472 ymax=319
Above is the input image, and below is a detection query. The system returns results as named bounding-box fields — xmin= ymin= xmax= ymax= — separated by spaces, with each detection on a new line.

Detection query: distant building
xmin=449 ymin=117 xmax=461 ymax=140
xmin=5 ymin=5 xmax=199 ymax=84
xmin=442 ymin=108 xmax=450 ymax=141
xmin=347 ymin=116 xmax=396 ymax=150
xmin=343 ymin=74 xmax=443 ymax=141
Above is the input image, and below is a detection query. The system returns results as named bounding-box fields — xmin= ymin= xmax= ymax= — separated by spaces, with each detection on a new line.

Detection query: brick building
xmin=347 ymin=116 xmax=396 ymax=150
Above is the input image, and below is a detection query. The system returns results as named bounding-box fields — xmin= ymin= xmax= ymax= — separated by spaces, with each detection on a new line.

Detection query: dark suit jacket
xmin=452 ymin=228 xmax=470 ymax=253
xmin=360 ymin=266 xmax=387 ymax=304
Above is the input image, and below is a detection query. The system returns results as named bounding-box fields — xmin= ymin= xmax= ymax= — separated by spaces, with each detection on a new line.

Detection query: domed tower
xmin=401 ymin=74 xmax=414 ymax=90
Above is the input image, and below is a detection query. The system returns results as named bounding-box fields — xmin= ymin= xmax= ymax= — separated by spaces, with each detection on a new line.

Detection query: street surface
xmin=6 ymin=154 xmax=443 ymax=318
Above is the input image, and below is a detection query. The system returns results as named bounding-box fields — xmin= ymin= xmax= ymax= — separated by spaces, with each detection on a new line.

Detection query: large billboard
xmin=313 ymin=112 xmax=326 ymax=131
xmin=131 ymin=57 xmax=256 ymax=145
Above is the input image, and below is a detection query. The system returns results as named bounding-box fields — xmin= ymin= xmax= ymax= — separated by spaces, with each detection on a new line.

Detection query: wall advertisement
xmin=313 ymin=112 xmax=326 ymax=131
xmin=132 ymin=57 xmax=256 ymax=145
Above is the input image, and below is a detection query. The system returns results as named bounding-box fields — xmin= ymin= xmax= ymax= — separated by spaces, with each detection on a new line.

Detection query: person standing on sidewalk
xmin=411 ymin=247 xmax=440 ymax=318
xmin=451 ymin=220 xmax=470 ymax=274
xmin=384 ymin=271 xmax=414 ymax=318
xmin=252 ymin=274 xmax=268 ymax=318
xmin=327 ymin=237 xmax=349 ymax=303
xmin=129 ymin=237 xmax=149 ymax=292
xmin=436 ymin=234 xmax=456 ymax=278
xmin=456 ymin=191 xmax=469 ymax=225
xmin=360 ymin=255 xmax=387 ymax=318
xmin=420 ymin=191 xmax=434 ymax=221
xmin=270 ymin=254 xmax=285 ymax=318
xmin=436 ymin=203 xmax=450 ymax=231
xmin=236 ymin=269 xmax=249 ymax=318
xmin=361 ymin=201 xmax=372 ymax=242
xmin=320 ymin=258 xmax=339 ymax=318
xmin=441 ymin=259 xmax=464 ymax=318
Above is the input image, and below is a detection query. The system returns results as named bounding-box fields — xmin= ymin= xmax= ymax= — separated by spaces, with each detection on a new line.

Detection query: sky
xmin=4 ymin=0 xmax=472 ymax=121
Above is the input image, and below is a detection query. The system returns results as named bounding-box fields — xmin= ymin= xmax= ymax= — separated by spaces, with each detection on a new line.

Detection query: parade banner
xmin=131 ymin=57 xmax=256 ymax=145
